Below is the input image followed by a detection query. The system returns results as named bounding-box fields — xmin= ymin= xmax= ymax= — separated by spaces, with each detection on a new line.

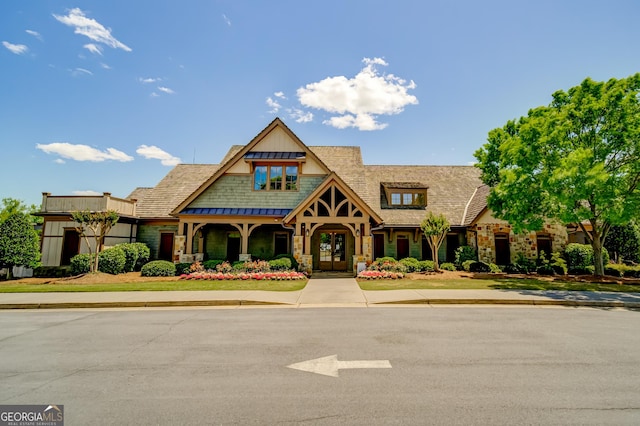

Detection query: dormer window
xmin=254 ymin=164 xmax=298 ymax=191
xmin=246 ymin=151 xmax=304 ymax=191
xmin=382 ymin=182 xmax=428 ymax=208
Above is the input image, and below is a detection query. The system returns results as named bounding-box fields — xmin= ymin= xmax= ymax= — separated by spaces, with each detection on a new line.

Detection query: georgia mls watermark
xmin=0 ymin=405 xmax=63 ymax=426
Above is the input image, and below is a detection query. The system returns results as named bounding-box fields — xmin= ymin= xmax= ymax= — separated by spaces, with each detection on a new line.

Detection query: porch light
xmin=305 ymin=229 xmax=310 ymax=237
xmin=356 ymin=229 xmax=360 ymax=237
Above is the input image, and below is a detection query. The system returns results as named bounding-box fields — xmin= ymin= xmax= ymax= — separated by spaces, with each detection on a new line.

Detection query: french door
xmin=318 ymin=231 xmax=347 ymax=271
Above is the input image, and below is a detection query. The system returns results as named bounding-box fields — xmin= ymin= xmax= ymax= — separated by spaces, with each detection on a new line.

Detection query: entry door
xmin=159 ymin=233 xmax=174 ymax=261
xmin=61 ymin=229 xmax=80 ymax=265
xmin=319 ymin=232 xmax=347 ymax=271
xmin=227 ymin=235 xmax=241 ymax=262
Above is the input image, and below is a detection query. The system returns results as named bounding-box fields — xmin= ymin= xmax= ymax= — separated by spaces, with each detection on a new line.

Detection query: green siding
xmin=188 ymin=175 xmax=326 ymax=208
xmin=137 ymin=224 xmax=178 ymax=260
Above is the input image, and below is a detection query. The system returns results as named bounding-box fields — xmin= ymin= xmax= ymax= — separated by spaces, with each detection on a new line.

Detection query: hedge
xmin=141 ymin=260 xmax=176 ymax=277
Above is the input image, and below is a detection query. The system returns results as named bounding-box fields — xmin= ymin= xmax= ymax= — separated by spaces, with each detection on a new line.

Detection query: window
xmin=494 ymin=233 xmax=510 ymax=265
xmin=254 ymin=164 xmax=298 ymax=191
xmin=389 ymin=190 xmax=427 ymax=206
xmin=537 ymin=233 xmax=552 ymax=258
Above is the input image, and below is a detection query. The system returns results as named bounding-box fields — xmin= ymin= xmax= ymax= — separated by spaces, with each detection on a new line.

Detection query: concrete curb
xmin=375 ymin=299 xmax=640 ymax=309
xmin=0 ymin=300 xmax=288 ymax=310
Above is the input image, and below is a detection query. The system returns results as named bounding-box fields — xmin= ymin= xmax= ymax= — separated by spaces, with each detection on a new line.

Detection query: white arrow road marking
xmin=287 ymin=355 xmax=392 ymax=377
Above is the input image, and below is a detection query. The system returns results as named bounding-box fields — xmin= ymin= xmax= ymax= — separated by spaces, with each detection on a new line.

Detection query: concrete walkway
xmin=1 ymin=278 xmax=640 ymax=309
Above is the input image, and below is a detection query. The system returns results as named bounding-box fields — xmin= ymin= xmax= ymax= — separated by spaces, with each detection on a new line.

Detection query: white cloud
xmin=73 ymin=190 xmax=102 ymax=196
xmin=83 ymin=43 xmax=102 ymax=55
xmin=222 ymin=14 xmax=231 ymax=26
xmin=266 ymin=97 xmax=281 ymax=113
xmin=136 ymin=145 xmax=181 ymax=166
xmin=100 ymin=63 xmax=111 ymax=69
xmin=71 ymin=67 xmax=93 ymax=77
xmin=26 ymin=30 xmax=42 ymax=40
xmin=53 ymin=8 xmax=132 ymax=52
xmin=150 ymin=92 xmax=159 ymax=98
xmin=54 ymin=158 xmax=65 ymax=164
xmin=274 ymin=92 xmax=286 ymax=99
xmin=296 ymin=57 xmax=418 ymax=131
xmin=288 ymin=108 xmax=313 ymax=123
xmin=157 ymin=86 xmax=175 ymax=94
xmin=139 ymin=77 xmax=161 ymax=84
xmin=2 ymin=41 xmax=29 ymax=55
xmin=36 ymin=142 xmax=133 ymax=162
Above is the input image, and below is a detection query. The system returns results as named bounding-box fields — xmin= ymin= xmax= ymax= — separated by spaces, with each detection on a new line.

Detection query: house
xmin=37 ymin=118 xmax=569 ymax=274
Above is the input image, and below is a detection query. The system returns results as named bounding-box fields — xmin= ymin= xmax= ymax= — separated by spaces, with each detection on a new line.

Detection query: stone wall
xmin=470 ymin=222 xmax=568 ymax=264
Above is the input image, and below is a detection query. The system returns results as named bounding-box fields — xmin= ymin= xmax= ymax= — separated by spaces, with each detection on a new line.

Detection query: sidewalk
xmin=1 ymin=278 xmax=640 ymax=309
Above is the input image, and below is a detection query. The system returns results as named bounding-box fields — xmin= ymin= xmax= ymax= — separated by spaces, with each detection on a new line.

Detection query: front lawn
xmin=357 ymin=276 xmax=640 ymax=292
xmin=0 ymin=279 xmax=307 ymax=293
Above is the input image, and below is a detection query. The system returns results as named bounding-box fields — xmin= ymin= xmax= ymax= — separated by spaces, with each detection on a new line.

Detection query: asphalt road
xmin=1 ymin=306 xmax=639 ymax=425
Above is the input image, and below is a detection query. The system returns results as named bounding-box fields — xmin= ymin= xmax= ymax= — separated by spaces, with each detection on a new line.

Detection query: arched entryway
xmin=313 ymin=226 xmax=352 ymax=271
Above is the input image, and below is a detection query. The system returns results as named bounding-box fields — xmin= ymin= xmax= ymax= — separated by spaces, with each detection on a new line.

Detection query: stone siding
xmin=471 ymin=222 xmax=568 ymax=264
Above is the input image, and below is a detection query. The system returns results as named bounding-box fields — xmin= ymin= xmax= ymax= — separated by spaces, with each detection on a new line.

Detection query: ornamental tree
xmin=71 ymin=210 xmax=119 ymax=273
xmin=474 ymin=74 xmax=640 ymax=276
xmin=0 ymin=212 xmax=41 ymax=279
xmin=420 ymin=212 xmax=450 ymax=272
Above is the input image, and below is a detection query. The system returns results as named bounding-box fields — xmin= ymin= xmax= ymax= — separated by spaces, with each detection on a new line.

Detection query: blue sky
xmin=2 ymin=1 xmax=639 ymax=207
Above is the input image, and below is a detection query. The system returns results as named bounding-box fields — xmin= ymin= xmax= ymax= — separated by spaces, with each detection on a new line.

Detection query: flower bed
xmin=357 ymin=270 xmax=404 ymax=280
xmin=180 ymin=271 xmax=306 ymax=281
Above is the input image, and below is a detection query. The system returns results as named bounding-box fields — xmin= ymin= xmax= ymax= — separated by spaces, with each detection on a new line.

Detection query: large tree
xmin=0 ymin=212 xmax=41 ymax=279
xmin=71 ymin=210 xmax=119 ymax=273
xmin=475 ymin=74 xmax=640 ymax=276
xmin=0 ymin=198 xmax=42 ymax=226
xmin=420 ymin=212 xmax=450 ymax=272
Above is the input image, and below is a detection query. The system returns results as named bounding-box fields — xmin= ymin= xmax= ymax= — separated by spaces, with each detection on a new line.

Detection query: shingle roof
xmin=362 ymin=165 xmax=484 ymax=226
xmin=129 ymin=142 xmax=487 ymax=226
xmin=462 ymin=184 xmax=490 ymax=225
xmin=130 ymin=164 xmax=220 ymax=218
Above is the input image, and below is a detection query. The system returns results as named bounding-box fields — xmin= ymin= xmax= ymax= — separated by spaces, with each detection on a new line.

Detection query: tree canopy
xmin=420 ymin=212 xmax=450 ymax=272
xmin=0 ymin=198 xmax=42 ymax=225
xmin=474 ymin=74 xmax=640 ymax=275
xmin=71 ymin=210 xmax=119 ymax=273
xmin=0 ymin=212 xmax=41 ymax=278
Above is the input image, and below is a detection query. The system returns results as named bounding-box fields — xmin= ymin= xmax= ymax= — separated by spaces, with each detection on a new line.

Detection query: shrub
xmin=216 ymin=261 xmax=233 ymax=273
xmin=623 ymin=266 xmax=640 ymax=278
xmin=175 ymin=262 xmax=192 ymax=275
xmin=269 ymin=258 xmax=291 ymax=271
xmin=272 ymin=254 xmax=298 ymax=271
xmin=417 ymin=260 xmax=435 ymax=272
xmin=116 ymin=243 xmax=139 ymax=272
xmin=369 ymin=257 xmax=407 ymax=273
xmin=141 ymin=260 xmax=176 ymax=277
xmin=132 ymin=243 xmax=150 ymax=270
xmin=232 ymin=261 xmax=246 ymax=271
xmin=550 ymin=252 xmax=567 ymax=275
xmin=462 ymin=260 xmax=475 ymax=272
xmin=98 ymin=246 xmax=126 ymax=275
xmin=454 ymin=246 xmax=477 ymax=270
xmin=604 ymin=264 xmax=626 ymax=277
xmin=70 ymin=253 xmax=93 ymax=275
xmin=399 ymin=257 xmax=420 ymax=273
xmin=489 ymin=263 xmax=502 ymax=273
xmin=440 ymin=262 xmax=456 ymax=271
xmin=565 ymin=243 xmax=609 ymax=274
xmin=468 ymin=261 xmax=491 ymax=273
xmin=203 ymin=259 xmax=224 ymax=270
xmin=514 ymin=253 xmax=536 ymax=274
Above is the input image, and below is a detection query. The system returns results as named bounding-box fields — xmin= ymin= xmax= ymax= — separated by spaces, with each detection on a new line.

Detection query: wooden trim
xmin=171 ymin=118 xmax=332 ymax=215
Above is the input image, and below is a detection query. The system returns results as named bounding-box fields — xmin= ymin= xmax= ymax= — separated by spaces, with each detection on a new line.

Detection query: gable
xmin=172 ymin=118 xmax=331 ymax=215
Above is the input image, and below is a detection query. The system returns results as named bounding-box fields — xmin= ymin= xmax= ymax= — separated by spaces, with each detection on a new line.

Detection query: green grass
xmin=0 ymin=279 xmax=308 ymax=293
xmin=357 ymin=277 xmax=640 ymax=292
